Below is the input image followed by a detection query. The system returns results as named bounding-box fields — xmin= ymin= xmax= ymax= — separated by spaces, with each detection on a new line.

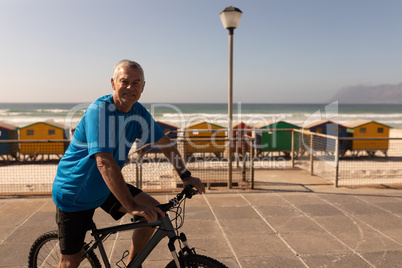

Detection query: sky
xmin=1 ymin=0 xmax=402 ymax=104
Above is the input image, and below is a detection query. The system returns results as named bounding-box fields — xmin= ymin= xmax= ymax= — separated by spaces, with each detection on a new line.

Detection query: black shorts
xmin=56 ymin=184 xmax=142 ymax=255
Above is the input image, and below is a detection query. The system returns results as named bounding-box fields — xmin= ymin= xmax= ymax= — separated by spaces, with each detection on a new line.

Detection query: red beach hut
xmin=232 ymin=121 xmax=252 ymax=153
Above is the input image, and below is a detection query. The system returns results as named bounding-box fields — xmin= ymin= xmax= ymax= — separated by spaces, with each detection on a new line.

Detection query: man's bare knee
xmin=58 ymin=250 xmax=82 ymax=268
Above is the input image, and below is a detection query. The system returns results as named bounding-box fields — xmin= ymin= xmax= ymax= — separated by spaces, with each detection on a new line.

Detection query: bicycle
xmin=28 ymin=186 xmax=228 ymax=267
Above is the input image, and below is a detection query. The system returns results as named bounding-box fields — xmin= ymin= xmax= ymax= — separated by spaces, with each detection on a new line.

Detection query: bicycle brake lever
xmin=156 ymin=202 xmax=174 ymax=212
xmin=185 ymin=187 xmax=198 ymax=199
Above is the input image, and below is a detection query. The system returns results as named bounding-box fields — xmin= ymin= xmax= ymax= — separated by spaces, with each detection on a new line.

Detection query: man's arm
xmin=95 ymin=152 xmax=164 ymax=221
xmin=155 ymin=135 xmax=205 ymax=194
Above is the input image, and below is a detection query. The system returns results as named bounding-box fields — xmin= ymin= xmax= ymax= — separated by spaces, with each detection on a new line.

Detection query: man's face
xmin=111 ymin=66 xmax=145 ymax=112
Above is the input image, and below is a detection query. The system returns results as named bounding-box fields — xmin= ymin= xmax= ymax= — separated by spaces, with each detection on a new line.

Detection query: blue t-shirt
xmin=52 ymin=95 xmax=165 ymax=212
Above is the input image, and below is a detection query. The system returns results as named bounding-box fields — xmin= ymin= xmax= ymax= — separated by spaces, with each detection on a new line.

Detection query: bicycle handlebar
xmin=156 ymin=185 xmax=198 ymax=212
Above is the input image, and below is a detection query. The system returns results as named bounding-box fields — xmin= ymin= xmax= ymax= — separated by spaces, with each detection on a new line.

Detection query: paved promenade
xmin=2 ymin=168 xmax=402 ymax=267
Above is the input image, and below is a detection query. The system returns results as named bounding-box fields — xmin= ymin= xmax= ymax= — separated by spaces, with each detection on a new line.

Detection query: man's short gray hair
xmin=113 ymin=60 xmax=144 ymax=81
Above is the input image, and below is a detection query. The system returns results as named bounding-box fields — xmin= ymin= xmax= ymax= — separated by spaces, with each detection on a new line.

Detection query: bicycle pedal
xmin=116 ymin=250 xmax=130 ymax=268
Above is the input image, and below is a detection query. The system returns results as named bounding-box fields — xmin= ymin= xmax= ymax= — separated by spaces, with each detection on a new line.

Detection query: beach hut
xmin=0 ymin=122 xmax=19 ymax=159
xmin=136 ymin=121 xmax=178 ymax=155
xmin=183 ymin=121 xmax=226 ymax=160
xmin=261 ymin=121 xmax=301 ymax=157
xmin=344 ymin=120 xmax=391 ymax=156
xmin=157 ymin=121 xmax=179 ymax=140
xmin=304 ymin=120 xmax=348 ymax=154
xmin=253 ymin=122 xmax=270 ymax=156
xmin=232 ymin=121 xmax=252 ymax=154
xmin=306 ymin=120 xmax=348 ymax=136
xmin=19 ymin=120 xmax=69 ymax=155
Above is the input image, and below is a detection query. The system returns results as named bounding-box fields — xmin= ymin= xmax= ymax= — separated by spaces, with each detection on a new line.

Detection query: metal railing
xmin=0 ymin=140 xmax=68 ymax=195
xmin=123 ymin=136 xmax=255 ymax=192
xmin=291 ymin=129 xmax=402 ymax=188
xmin=2 ymin=128 xmax=402 ymax=196
xmin=0 ymin=134 xmax=256 ymax=195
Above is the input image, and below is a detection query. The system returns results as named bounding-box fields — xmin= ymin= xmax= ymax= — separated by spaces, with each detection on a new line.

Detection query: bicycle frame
xmin=86 ymin=213 xmax=181 ymax=268
xmin=29 ymin=187 xmax=227 ymax=268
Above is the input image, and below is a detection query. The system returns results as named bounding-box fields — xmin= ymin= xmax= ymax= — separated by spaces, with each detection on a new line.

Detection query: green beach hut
xmin=261 ymin=121 xmax=301 ymax=157
xmin=253 ymin=122 xmax=270 ymax=156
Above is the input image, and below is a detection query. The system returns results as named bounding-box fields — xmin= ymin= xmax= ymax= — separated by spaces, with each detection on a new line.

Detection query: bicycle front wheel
xmin=165 ymin=254 xmax=228 ymax=268
xmin=28 ymin=230 xmax=101 ymax=268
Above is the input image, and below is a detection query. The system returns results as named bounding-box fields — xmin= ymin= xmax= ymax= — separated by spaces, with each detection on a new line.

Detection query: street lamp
xmin=220 ymin=6 xmax=242 ymax=189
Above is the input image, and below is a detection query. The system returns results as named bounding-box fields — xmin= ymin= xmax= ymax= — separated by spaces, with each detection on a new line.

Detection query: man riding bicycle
xmin=52 ymin=60 xmax=205 ymax=268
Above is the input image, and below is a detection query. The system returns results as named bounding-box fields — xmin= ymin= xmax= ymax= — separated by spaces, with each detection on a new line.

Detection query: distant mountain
xmin=328 ymin=83 xmax=402 ymax=104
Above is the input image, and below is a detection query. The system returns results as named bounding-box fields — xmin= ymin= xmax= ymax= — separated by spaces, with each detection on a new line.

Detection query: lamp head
xmin=219 ymin=6 xmax=242 ymax=30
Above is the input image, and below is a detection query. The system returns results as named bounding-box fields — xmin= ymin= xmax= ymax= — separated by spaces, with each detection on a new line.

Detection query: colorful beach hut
xmin=19 ymin=120 xmax=69 ymax=155
xmin=183 ymin=121 xmax=226 ymax=160
xmin=232 ymin=121 xmax=252 ymax=154
xmin=306 ymin=120 xmax=348 ymax=137
xmin=0 ymin=122 xmax=19 ymax=158
xmin=344 ymin=120 xmax=390 ymax=156
xmin=305 ymin=120 xmax=348 ymax=153
xmin=157 ymin=121 xmax=179 ymax=140
xmin=136 ymin=121 xmax=178 ymax=155
xmin=253 ymin=122 xmax=270 ymax=156
xmin=261 ymin=121 xmax=301 ymax=157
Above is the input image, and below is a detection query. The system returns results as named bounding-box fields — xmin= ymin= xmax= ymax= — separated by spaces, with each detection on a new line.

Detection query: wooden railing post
xmin=310 ymin=134 xmax=314 ymax=175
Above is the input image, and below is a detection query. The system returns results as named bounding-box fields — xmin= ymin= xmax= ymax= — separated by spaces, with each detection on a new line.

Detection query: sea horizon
xmin=1 ymin=102 xmax=402 ymax=129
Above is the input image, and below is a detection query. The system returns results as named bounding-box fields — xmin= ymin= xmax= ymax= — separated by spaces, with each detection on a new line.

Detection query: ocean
xmin=1 ymin=102 xmax=402 ymax=130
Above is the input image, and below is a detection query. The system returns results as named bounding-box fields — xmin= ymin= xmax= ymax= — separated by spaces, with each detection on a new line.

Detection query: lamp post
xmin=220 ymin=6 xmax=242 ymax=189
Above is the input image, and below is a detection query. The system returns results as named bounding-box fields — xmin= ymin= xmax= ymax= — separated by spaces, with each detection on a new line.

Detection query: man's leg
xmin=117 ymin=192 xmax=160 ymax=263
xmin=56 ymin=208 xmax=95 ymax=268
xmin=58 ymin=250 xmax=82 ymax=268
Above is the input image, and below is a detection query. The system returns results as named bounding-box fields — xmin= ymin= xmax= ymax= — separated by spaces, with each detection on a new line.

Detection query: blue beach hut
xmin=0 ymin=121 xmax=19 ymax=157
xmin=305 ymin=120 xmax=348 ymax=153
xmin=157 ymin=121 xmax=179 ymax=140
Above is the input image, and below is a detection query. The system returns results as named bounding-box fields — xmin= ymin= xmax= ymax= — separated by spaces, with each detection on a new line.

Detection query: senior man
xmin=52 ymin=59 xmax=205 ymax=267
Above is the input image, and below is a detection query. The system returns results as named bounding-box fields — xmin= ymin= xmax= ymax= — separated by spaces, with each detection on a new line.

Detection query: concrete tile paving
xmin=2 ymin=168 xmax=402 ymax=267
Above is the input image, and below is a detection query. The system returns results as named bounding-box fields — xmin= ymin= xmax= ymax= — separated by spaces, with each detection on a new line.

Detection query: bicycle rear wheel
xmin=28 ymin=230 xmax=101 ymax=268
xmin=165 ymin=254 xmax=228 ymax=268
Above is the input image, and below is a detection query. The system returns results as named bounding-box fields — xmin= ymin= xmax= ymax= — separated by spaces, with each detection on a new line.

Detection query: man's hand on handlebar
xmin=131 ymin=204 xmax=165 ymax=223
xmin=182 ymin=176 xmax=205 ymax=195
